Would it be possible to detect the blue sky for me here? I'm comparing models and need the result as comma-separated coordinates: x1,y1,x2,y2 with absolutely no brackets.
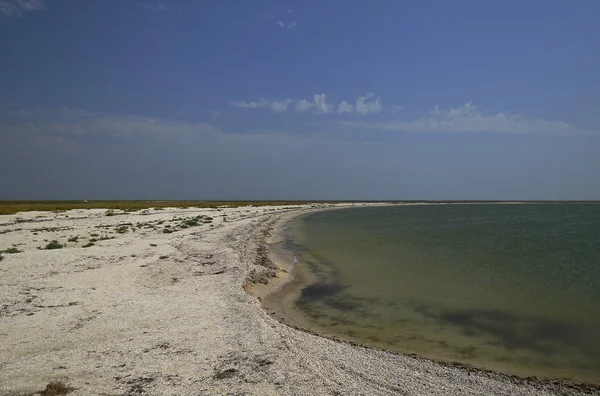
1,0,599,200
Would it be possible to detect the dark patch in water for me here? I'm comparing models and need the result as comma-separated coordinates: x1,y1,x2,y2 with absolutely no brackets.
457,346,478,358
413,303,599,360
300,283,346,301
328,316,356,326
323,298,356,312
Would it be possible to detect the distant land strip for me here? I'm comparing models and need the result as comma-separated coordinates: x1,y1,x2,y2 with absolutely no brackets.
0,200,598,215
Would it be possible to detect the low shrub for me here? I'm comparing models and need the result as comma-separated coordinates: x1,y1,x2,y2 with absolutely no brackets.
2,247,22,254
44,240,64,250
41,380,74,395
115,225,129,234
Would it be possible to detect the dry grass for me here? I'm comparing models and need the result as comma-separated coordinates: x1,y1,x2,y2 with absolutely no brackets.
0,200,320,215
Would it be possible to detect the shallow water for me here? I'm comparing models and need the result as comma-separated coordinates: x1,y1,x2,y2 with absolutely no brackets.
273,204,600,384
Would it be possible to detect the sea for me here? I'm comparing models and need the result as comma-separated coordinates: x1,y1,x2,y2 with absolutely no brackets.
266,204,600,384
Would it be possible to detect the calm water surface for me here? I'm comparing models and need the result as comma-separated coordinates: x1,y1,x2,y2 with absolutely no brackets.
274,204,600,383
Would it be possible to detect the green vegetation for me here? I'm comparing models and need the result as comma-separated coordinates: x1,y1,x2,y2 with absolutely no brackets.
115,225,129,234
2,247,22,254
68,235,79,242
0,200,321,216
82,242,95,248
44,240,64,250
31,226,72,233
182,216,201,227
40,380,74,395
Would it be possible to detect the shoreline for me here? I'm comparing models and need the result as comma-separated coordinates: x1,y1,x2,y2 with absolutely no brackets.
1,203,598,395
257,205,600,392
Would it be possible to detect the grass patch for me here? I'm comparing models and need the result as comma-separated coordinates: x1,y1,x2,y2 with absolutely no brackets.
0,253,3,262
163,229,173,234
39,380,75,395
182,218,200,227
31,226,72,233
0,200,319,216
67,235,79,242
44,240,64,250
82,242,95,248
2,247,22,254
115,225,129,234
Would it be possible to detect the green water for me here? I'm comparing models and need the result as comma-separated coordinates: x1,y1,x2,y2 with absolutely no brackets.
280,204,600,383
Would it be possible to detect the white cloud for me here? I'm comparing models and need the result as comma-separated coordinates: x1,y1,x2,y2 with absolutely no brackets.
268,99,292,113
295,99,312,112
147,3,167,11
230,100,260,109
1,108,339,158
2,108,220,145
0,0,45,16
295,93,331,114
230,92,386,116
392,105,403,114
337,102,581,135
231,93,385,116
314,94,329,113
337,101,353,114
355,93,382,115
229,98,292,113
277,20,297,29
138,2,183,12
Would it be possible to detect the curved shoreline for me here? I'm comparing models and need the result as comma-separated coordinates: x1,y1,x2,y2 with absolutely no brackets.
1,203,598,395
257,205,600,393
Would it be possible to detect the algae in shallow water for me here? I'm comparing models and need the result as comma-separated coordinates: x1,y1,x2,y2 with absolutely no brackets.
280,204,600,384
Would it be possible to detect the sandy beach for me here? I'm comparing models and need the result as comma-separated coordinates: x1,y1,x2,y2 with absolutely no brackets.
0,204,597,395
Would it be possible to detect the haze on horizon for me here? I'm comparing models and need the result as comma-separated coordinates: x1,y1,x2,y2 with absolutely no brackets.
1,0,598,201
